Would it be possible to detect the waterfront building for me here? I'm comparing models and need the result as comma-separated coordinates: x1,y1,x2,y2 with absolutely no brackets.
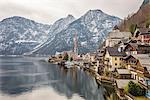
104,47,126,70
116,69,132,79
123,54,150,93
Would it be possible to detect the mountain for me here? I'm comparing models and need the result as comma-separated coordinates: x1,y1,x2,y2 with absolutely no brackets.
48,15,75,37
0,16,51,55
26,15,76,55
29,10,121,55
119,0,150,31
141,0,150,7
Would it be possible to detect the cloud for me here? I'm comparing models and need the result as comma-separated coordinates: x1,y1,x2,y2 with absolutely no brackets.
0,0,143,24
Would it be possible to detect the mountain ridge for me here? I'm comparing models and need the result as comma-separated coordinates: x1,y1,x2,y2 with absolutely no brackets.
119,0,150,31
0,9,121,55
141,0,150,7
0,16,51,55
29,9,121,55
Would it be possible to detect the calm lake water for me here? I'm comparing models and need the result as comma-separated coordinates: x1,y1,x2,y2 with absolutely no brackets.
0,56,115,100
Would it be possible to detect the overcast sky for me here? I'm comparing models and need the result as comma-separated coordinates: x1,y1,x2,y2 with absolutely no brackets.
0,0,143,24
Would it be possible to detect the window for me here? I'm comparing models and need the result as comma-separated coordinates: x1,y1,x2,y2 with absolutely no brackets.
115,58,117,60
120,58,122,60
115,63,117,66
131,60,136,64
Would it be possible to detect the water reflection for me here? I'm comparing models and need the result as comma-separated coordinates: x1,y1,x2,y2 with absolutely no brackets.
0,87,84,100
0,57,106,100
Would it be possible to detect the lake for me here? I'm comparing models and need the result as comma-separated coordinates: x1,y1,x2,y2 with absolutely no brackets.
0,56,116,100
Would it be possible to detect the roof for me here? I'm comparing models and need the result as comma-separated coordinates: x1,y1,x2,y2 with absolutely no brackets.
124,43,150,51
90,52,97,56
123,55,135,60
145,66,150,74
138,44,150,47
132,54,150,66
116,79,138,89
106,47,126,57
138,27,150,33
108,31,131,39
124,43,138,51
140,32,150,35
117,69,131,75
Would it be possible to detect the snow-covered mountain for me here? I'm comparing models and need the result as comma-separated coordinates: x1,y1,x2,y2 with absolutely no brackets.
26,15,76,55
0,16,51,55
0,10,121,55
48,14,75,37
30,10,121,55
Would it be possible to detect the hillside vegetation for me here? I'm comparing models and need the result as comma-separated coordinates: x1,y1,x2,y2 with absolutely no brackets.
119,3,150,31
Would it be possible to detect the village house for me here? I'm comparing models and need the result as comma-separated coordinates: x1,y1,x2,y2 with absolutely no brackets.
132,54,150,85
104,47,127,70
96,48,105,63
82,52,97,62
119,41,150,54
138,32,150,44
82,52,100,72
116,69,132,79
123,43,138,55
82,53,91,62
138,44,150,54
123,55,138,70
90,52,102,72
123,54,150,89
89,52,97,62
134,27,150,44
105,29,131,47
123,54,150,81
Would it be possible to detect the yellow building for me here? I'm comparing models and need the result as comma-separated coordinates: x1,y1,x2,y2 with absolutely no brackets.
104,47,126,70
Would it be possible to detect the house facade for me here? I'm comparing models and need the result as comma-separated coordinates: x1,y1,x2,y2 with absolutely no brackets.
104,47,126,70
116,69,132,79
105,29,131,47
124,43,138,55
138,32,150,44
123,54,150,89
